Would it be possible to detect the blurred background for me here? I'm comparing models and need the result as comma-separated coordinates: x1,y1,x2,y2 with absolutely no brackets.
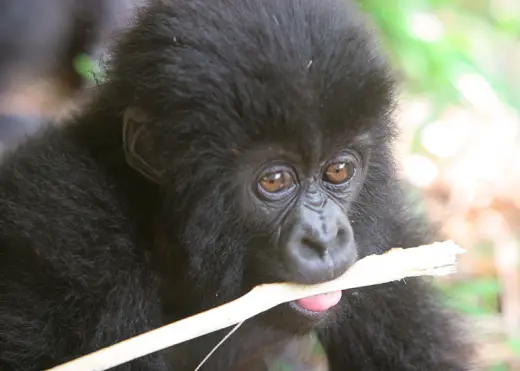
0,0,519,370
362,0,520,370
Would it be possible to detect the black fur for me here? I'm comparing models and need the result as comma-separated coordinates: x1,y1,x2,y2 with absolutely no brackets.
0,0,474,370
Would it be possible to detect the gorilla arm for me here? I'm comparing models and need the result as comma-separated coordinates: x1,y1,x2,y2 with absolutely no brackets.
0,129,170,371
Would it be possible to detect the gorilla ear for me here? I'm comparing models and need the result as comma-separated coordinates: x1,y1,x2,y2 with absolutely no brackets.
122,106,164,183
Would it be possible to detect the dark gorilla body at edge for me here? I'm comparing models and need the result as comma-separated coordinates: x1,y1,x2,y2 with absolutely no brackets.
0,0,474,370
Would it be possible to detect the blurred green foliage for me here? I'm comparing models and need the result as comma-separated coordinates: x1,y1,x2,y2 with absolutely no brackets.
360,0,520,113
73,54,96,82
361,1,520,369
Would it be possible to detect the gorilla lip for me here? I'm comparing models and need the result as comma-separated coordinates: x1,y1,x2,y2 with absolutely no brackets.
294,290,342,312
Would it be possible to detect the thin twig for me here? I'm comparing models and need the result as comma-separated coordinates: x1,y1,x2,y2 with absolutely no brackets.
194,321,244,371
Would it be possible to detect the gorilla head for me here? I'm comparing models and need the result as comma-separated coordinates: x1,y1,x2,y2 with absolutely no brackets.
114,0,396,329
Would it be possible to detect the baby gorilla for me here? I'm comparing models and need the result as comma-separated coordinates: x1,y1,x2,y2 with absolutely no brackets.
0,0,473,370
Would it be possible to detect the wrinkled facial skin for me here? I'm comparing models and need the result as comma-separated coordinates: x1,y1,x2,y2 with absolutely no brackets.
240,145,369,287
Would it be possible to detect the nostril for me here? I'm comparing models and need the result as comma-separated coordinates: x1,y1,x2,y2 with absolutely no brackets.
336,228,347,244
297,222,348,257
301,236,327,255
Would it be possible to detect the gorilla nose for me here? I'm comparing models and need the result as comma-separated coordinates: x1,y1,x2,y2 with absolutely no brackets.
284,222,356,285
300,223,345,255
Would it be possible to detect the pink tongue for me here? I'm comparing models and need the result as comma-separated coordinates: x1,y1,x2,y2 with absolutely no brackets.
296,291,342,312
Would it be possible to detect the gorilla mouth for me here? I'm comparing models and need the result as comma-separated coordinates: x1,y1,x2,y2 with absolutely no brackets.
292,290,343,313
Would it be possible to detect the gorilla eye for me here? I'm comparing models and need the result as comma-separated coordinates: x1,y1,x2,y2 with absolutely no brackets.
258,170,296,194
323,160,354,184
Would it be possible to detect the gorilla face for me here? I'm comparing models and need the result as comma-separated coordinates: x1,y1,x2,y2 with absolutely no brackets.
243,147,365,285
233,141,371,320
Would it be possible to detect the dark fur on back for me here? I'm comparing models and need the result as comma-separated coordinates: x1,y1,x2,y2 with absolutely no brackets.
0,0,473,370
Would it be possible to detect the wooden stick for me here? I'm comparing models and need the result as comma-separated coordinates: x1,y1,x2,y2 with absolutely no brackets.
47,240,465,371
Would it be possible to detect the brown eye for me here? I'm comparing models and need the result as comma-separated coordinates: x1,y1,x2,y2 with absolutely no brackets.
323,161,353,184
259,170,295,194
